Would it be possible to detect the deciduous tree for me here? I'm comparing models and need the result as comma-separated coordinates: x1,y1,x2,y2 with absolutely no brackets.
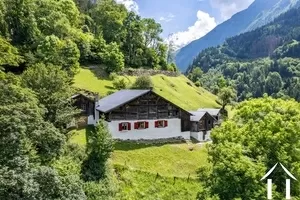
0,37,23,70
217,87,237,110
131,75,153,89
198,97,300,199
21,63,78,129
81,118,114,181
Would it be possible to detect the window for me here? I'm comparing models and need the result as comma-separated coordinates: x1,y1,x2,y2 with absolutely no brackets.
155,120,168,128
157,120,164,128
118,122,131,131
134,121,149,129
81,103,87,111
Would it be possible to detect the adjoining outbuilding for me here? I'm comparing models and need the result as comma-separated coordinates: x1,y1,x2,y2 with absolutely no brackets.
189,111,215,141
197,108,222,125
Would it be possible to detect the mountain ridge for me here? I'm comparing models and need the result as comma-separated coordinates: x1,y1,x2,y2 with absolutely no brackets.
175,0,300,72
187,5,300,101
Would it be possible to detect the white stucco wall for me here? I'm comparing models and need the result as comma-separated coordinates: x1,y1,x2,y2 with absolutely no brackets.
107,119,183,140
191,131,207,141
191,131,211,142
205,131,211,141
88,115,96,125
88,103,100,125
181,131,191,140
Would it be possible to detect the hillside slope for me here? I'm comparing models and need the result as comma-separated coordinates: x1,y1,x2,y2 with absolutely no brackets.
175,0,300,71
69,128,207,199
73,67,219,110
188,6,300,101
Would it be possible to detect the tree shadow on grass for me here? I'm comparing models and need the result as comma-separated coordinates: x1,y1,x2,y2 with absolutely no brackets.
82,65,110,80
105,85,115,90
84,125,96,145
190,137,200,144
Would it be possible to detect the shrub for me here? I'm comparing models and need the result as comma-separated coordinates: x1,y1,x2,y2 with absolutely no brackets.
106,91,115,96
112,78,127,90
109,72,117,81
83,175,118,200
195,81,201,87
81,118,114,181
127,68,135,75
131,76,153,89
102,42,124,73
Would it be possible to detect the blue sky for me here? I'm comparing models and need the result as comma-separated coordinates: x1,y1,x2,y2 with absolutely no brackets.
116,0,254,48
136,0,217,37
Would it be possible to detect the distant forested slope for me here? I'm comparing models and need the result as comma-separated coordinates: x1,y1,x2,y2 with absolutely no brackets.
187,6,300,101
175,0,300,72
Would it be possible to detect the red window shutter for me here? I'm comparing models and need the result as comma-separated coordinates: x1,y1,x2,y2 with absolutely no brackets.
164,120,168,127
145,121,149,128
128,123,131,130
119,123,122,131
134,122,138,129
155,121,158,128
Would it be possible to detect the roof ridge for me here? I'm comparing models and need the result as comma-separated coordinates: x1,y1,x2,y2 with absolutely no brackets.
96,89,151,113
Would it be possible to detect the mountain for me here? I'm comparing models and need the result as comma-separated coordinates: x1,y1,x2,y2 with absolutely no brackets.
175,0,300,72
187,5,300,101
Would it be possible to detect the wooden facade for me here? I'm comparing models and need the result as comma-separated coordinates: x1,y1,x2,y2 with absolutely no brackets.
191,113,215,132
101,91,191,132
73,94,95,116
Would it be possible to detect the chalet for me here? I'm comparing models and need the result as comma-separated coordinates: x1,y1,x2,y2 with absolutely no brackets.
72,89,221,142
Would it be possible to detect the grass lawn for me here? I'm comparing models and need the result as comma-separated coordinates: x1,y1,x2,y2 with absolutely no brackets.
69,127,209,178
73,67,219,110
113,141,208,178
115,167,203,200
67,127,207,200
151,75,219,110
68,128,87,146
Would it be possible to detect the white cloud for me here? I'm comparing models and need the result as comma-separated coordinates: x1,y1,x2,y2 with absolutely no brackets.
167,10,217,49
159,13,175,22
115,0,139,13
209,0,254,20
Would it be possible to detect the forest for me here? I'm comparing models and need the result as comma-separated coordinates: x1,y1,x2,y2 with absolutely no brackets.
3,0,300,199
0,0,176,199
0,0,177,74
187,6,300,101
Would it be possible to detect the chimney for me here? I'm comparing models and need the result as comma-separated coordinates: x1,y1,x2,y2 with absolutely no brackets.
95,93,100,102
